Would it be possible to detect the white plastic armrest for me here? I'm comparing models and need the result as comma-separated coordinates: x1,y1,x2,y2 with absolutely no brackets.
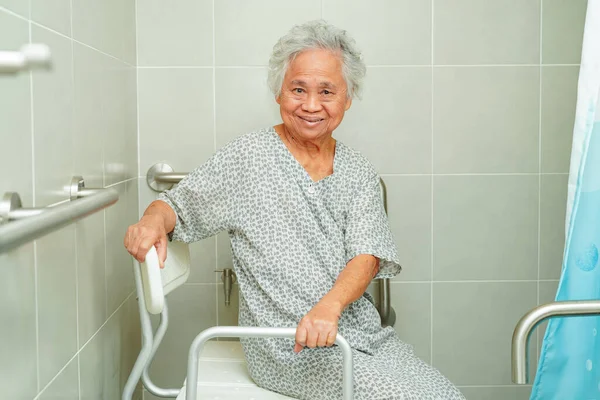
140,246,164,314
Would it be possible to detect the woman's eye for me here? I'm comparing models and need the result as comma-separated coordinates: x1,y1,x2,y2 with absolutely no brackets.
293,88,304,94
322,90,331,95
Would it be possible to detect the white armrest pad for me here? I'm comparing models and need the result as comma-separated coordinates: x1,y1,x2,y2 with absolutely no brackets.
140,246,164,314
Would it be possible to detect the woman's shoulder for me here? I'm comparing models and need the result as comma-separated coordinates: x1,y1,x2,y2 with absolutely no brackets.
335,139,379,181
213,127,275,159
219,127,272,149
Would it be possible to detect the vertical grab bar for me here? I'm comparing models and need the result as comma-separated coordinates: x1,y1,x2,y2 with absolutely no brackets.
377,178,396,327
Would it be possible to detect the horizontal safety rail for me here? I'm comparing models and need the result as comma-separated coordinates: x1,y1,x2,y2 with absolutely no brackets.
0,176,118,253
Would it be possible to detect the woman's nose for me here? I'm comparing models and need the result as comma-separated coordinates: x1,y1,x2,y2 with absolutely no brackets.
302,93,322,112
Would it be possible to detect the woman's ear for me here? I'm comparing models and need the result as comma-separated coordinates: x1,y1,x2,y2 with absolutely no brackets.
345,96,352,111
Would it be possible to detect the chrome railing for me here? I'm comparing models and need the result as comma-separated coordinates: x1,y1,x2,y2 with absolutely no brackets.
0,176,118,253
511,299,600,384
146,163,397,327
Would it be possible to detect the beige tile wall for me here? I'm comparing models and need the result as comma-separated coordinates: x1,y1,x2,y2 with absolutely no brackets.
0,1,140,398
135,1,587,399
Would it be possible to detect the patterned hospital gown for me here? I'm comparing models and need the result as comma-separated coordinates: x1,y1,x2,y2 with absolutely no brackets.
159,127,465,400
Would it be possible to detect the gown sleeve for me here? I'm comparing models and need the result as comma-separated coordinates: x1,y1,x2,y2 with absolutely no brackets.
344,169,402,279
158,147,237,243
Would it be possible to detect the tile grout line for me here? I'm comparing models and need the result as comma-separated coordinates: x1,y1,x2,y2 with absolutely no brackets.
33,292,134,399
379,172,569,177
456,384,534,388
134,0,143,366
101,0,115,356
536,0,544,366
135,0,141,215
133,173,569,178
26,18,134,68
430,0,435,368
103,208,108,353
106,177,138,188
138,65,213,69
184,282,220,286
213,0,219,330
212,0,217,155
392,279,559,284
28,13,41,394
0,5,28,20
101,0,108,344
138,173,570,179
68,0,82,397
33,351,79,400
133,64,581,69
76,352,81,400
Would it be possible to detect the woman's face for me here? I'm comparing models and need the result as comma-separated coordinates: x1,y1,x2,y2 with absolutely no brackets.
276,48,352,142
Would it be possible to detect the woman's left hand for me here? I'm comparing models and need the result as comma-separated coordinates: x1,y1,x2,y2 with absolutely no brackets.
294,300,342,353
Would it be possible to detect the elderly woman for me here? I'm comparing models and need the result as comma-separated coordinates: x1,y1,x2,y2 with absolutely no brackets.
125,20,464,400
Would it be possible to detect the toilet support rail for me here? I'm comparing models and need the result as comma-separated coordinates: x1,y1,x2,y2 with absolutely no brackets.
123,244,354,400
185,327,353,400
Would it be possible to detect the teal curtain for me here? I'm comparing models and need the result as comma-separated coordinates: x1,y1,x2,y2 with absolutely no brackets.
531,2,600,399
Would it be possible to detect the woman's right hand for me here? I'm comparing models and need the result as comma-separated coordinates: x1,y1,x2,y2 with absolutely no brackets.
124,214,168,268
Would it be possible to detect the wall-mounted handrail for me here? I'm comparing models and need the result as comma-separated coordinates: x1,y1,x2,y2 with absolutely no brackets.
146,163,186,192
0,43,51,74
146,162,397,327
376,177,396,328
511,299,600,384
0,176,118,253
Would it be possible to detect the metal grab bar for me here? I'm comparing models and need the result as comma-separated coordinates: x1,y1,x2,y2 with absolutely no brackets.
146,163,187,192
376,178,396,328
146,163,397,327
0,176,118,253
0,43,51,74
186,326,354,400
511,300,600,384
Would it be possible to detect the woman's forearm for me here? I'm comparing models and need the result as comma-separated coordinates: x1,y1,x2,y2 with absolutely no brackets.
125,200,177,268
145,200,177,234
319,254,380,315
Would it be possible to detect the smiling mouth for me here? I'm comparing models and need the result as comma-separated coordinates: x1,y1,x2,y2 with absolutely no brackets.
298,116,324,123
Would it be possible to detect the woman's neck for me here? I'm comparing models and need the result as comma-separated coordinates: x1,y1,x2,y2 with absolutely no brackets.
275,124,336,160
274,124,336,181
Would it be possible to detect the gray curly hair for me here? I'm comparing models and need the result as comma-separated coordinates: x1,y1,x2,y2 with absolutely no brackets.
267,20,366,99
